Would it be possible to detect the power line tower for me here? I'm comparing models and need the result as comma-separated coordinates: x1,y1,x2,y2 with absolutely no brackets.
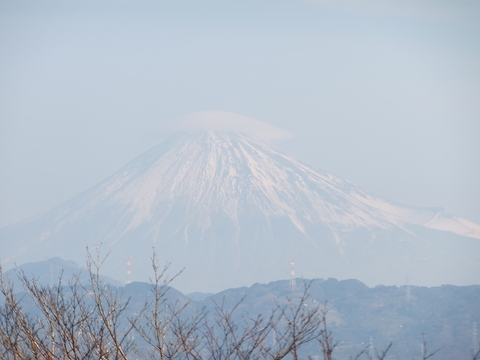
126,256,132,284
289,257,296,291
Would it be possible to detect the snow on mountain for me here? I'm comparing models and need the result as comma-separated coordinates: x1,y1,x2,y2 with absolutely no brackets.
1,130,479,293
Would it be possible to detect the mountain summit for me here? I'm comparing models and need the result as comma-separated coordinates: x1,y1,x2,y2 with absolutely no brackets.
2,125,480,292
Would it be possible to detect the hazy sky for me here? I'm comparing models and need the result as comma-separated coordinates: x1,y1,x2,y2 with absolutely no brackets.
1,0,479,228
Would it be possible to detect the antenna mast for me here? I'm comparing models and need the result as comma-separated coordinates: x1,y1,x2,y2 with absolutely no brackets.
290,257,296,291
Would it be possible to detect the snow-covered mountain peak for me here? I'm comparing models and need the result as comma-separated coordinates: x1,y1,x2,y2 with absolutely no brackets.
1,128,480,292
59,130,480,242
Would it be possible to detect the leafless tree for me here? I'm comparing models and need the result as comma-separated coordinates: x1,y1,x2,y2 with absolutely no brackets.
1,258,331,360
263,282,324,360
316,302,338,360
132,257,326,360
199,297,270,360
0,248,142,360
83,248,141,359
0,267,34,360
418,334,443,360
0,252,445,360
131,251,205,360
308,302,368,360
367,342,392,360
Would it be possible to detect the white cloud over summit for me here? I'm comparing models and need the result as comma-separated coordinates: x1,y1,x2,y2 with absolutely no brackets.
170,111,293,141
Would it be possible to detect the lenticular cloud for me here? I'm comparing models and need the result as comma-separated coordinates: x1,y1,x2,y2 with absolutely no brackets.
170,111,293,141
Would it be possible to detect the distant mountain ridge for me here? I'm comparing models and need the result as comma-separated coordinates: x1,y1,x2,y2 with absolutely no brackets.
1,130,480,292
194,278,480,360
3,259,478,360
2,257,121,290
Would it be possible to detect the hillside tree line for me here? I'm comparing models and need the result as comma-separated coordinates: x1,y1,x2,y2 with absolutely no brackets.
1,251,478,360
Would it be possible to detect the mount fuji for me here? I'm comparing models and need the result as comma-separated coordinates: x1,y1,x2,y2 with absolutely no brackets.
1,114,480,292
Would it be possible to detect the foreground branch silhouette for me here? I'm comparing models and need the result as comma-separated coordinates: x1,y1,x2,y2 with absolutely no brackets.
1,249,453,360
0,250,330,360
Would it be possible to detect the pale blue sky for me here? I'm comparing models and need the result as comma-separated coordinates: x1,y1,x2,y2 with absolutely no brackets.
1,0,479,227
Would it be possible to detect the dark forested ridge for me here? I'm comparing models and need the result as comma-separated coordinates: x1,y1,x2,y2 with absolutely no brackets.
196,278,480,359
2,258,479,359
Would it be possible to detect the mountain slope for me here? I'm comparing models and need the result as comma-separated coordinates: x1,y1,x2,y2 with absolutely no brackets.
1,131,479,292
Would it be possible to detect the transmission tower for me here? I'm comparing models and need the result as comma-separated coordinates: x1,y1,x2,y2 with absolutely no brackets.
126,256,132,284
290,258,296,291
